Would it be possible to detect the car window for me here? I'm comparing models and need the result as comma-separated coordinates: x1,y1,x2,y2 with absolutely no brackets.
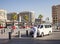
45,25,51,28
40,25,43,28
49,25,52,27
38,25,43,28
38,25,40,28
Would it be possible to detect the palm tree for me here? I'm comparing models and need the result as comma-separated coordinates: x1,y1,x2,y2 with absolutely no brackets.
11,13,17,25
12,13,17,20
24,15,29,22
38,14,43,24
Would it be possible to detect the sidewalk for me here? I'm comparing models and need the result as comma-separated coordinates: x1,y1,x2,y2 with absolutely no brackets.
0,33,8,39
52,29,60,32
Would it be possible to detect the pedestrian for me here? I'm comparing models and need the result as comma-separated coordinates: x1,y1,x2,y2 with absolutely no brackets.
32,25,37,38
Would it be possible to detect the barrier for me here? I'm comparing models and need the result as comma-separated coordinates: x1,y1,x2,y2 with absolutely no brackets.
9,32,11,40
26,30,28,36
18,31,21,38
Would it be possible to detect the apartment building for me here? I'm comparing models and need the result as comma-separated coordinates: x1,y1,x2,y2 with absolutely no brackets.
18,11,35,25
0,9,7,26
7,12,18,22
52,5,60,26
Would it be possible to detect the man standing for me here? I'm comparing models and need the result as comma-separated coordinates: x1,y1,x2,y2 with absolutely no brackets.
32,25,37,38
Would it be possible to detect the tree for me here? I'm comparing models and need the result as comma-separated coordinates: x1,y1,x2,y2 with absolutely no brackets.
11,13,17,25
11,13,17,20
38,14,43,24
38,14,43,19
24,15,29,22
0,21,2,26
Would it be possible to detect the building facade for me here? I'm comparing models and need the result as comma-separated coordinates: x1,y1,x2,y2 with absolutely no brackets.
18,11,35,25
35,19,41,25
0,9,7,26
7,12,18,22
52,5,60,27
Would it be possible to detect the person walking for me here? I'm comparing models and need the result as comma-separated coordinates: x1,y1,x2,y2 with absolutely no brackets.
32,25,37,38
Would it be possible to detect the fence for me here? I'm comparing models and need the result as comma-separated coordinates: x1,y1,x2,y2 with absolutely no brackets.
0,28,30,40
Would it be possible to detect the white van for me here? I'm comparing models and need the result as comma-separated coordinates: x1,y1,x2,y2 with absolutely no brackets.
30,24,52,37
37,24,52,37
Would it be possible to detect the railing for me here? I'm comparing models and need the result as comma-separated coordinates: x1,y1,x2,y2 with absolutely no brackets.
0,28,30,40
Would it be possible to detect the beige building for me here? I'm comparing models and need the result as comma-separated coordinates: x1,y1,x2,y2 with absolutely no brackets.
52,5,60,26
7,12,18,21
18,11,35,25
0,9,7,26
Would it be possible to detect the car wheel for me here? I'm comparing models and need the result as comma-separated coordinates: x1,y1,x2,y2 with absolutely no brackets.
48,31,51,35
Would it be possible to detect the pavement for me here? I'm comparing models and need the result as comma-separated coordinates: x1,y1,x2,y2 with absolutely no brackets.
0,28,60,44
0,33,8,39
0,28,30,39
0,28,60,39
0,38,60,44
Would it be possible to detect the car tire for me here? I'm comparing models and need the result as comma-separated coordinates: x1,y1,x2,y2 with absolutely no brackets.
48,31,51,35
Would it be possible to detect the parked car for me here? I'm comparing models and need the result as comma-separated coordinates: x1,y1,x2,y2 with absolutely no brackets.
30,24,52,37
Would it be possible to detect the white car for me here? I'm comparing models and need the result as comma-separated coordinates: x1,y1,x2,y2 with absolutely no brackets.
30,24,52,37
37,24,52,37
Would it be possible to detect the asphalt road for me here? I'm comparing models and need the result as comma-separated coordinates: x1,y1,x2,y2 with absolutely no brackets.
0,30,60,44
36,31,60,40
0,38,60,44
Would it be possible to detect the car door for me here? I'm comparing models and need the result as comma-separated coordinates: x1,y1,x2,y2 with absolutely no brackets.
44,25,49,35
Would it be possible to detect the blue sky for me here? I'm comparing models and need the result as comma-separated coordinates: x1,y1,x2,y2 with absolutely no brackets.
0,0,60,22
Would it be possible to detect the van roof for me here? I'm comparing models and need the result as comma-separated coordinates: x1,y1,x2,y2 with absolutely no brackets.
39,23,51,25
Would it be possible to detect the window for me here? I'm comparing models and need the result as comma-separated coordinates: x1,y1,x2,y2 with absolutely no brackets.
45,25,48,28
40,25,43,28
45,25,51,28
38,25,43,28
38,25,40,28
49,25,52,27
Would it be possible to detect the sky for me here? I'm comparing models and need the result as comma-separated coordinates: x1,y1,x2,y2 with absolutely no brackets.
0,0,60,22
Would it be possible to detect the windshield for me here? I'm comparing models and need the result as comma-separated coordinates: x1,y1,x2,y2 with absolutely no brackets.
40,25,43,28
38,25,43,28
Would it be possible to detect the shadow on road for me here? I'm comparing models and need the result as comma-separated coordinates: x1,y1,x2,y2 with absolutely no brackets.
0,38,60,44
0,30,60,44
